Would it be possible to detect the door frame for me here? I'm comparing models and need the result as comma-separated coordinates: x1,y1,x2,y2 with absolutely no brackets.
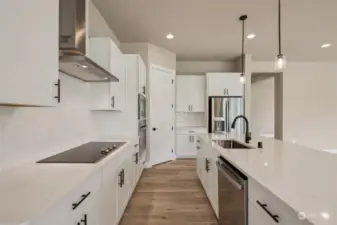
146,64,176,167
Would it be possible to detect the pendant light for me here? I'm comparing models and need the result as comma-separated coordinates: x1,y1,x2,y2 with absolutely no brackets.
275,0,286,70
239,15,247,84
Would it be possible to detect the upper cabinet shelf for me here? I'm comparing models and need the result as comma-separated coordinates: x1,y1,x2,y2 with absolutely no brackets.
207,73,244,97
0,0,59,107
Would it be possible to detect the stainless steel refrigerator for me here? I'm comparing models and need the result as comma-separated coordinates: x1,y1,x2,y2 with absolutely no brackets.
208,96,244,135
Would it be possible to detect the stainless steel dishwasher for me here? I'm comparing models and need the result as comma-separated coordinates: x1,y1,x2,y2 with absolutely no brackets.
216,156,248,225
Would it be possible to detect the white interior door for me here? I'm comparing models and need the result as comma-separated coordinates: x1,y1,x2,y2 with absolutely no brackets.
149,65,175,166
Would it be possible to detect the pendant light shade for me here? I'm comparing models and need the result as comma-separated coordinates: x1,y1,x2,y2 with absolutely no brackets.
275,0,287,70
239,15,247,84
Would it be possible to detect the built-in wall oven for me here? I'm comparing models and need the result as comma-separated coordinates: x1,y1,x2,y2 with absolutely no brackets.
138,94,146,121
217,156,248,225
138,94,147,156
139,119,147,156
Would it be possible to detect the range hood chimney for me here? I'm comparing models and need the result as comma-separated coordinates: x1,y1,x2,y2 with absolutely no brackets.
59,0,119,82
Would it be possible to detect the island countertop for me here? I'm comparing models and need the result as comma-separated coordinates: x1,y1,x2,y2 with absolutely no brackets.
199,133,337,225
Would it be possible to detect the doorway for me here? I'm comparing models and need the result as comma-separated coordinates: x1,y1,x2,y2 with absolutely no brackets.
251,72,283,140
148,65,176,166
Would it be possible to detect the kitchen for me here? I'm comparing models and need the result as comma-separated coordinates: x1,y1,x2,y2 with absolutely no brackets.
0,0,337,225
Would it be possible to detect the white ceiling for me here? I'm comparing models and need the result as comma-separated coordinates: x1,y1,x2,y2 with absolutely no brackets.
94,0,337,61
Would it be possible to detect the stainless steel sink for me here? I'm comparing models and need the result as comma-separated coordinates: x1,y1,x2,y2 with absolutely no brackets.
213,140,253,149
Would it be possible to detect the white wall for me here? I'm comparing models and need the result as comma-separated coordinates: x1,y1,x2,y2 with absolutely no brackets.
121,43,176,70
88,0,120,48
0,74,96,170
176,61,237,75
120,43,149,65
251,77,275,137
148,44,176,70
252,61,337,150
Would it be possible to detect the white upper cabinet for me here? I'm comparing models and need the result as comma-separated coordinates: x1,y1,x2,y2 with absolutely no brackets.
0,0,59,107
89,37,123,80
89,38,127,111
176,75,205,112
207,73,243,96
191,76,206,112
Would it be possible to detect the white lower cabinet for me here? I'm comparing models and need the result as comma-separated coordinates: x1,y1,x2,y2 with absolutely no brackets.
32,170,101,225
176,134,197,158
100,142,143,225
196,137,219,218
249,202,274,225
34,142,144,225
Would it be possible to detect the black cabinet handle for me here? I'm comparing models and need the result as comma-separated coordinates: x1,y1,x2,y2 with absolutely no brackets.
134,152,139,164
118,170,123,187
111,96,115,108
54,79,61,103
142,86,146,95
81,214,87,225
121,169,125,186
256,200,279,223
72,192,91,210
205,158,210,172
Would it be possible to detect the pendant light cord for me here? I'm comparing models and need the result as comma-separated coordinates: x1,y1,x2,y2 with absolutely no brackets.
242,18,245,75
278,0,282,55
239,15,247,75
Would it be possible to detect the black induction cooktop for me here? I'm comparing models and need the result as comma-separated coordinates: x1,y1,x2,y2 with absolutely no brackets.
37,142,126,164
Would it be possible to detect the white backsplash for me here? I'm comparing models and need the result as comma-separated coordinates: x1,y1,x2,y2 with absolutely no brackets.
0,73,105,171
176,112,205,127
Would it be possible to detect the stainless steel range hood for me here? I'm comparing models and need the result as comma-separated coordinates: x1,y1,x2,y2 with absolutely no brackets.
59,0,118,82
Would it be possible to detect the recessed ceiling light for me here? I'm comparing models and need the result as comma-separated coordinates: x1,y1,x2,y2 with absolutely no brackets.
321,43,331,48
247,34,256,39
81,64,88,68
166,33,174,40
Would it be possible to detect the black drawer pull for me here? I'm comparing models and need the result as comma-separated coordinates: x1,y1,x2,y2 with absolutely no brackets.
256,200,279,223
72,192,91,210
121,169,125,186
118,170,123,187
81,214,87,225
205,158,210,172
54,79,61,103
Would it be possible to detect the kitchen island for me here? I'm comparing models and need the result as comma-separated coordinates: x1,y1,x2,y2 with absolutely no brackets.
198,133,336,225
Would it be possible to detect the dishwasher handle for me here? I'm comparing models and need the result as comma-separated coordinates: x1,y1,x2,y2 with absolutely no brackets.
216,161,243,190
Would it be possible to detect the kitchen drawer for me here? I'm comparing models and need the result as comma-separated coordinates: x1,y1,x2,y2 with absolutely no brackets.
33,170,101,225
249,178,312,225
176,127,207,135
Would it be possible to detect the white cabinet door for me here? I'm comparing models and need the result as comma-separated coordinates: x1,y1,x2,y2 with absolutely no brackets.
88,83,112,110
110,63,127,111
176,135,196,158
196,142,204,181
207,73,243,96
100,160,119,225
249,202,272,225
190,76,205,112
208,156,219,218
90,37,123,80
0,0,59,106
89,38,126,111
176,76,192,112
138,58,147,96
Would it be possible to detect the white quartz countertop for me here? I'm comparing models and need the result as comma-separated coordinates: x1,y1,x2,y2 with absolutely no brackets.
200,133,336,225
0,138,131,225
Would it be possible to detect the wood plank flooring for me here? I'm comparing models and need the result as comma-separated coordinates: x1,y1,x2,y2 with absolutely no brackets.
119,159,218,225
